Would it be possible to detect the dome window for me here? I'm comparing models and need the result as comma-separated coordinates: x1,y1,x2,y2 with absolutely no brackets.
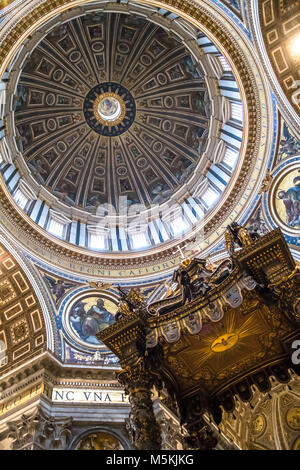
201,187,219,208
48,219,64,238
47,210,71,239
231,102,243,122
0,339,7,367
219,55,231,71
130,231,150,249
170,216,189,236
89,233,107,250
13,188,28,210
223,147,238,170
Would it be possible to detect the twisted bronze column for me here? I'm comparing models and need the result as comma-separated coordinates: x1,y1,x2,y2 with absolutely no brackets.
118,360,162,450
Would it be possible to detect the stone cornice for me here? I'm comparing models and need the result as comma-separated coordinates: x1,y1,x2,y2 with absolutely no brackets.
0,351,120,395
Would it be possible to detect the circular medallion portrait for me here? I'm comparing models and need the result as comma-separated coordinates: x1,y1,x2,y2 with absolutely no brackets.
76,432,123,450
83,82,136,136
286,407,300,430
64,292,118,348
270,162,300,235
252,414,266,436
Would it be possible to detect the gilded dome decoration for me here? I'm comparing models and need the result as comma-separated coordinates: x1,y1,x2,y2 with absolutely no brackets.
84,83,135,135
0,0,273,281
13,13,210,212
1,0,299,454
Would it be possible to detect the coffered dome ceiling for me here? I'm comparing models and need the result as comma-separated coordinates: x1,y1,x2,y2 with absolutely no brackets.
14,13,210,212
0,0,273,280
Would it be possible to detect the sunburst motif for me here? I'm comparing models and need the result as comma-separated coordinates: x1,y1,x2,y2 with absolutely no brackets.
179,310,264,374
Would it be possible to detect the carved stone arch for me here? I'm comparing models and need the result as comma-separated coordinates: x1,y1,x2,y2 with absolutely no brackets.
69,426,131,450
0,232,57,353
0,236,54,374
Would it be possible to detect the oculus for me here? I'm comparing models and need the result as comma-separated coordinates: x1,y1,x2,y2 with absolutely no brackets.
97,95,122,122
83,82,136,136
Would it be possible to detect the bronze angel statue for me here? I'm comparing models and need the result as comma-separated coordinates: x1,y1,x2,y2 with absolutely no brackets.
225,222,259,256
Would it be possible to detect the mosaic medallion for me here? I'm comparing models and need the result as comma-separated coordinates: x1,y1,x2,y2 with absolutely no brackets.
286,407,300,430
252,414,266,435
64,292,118,348
274,168,300,230
83,82,136,136
269,161,300,236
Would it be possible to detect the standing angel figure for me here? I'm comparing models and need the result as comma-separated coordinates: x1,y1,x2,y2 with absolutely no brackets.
225,222,254,256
